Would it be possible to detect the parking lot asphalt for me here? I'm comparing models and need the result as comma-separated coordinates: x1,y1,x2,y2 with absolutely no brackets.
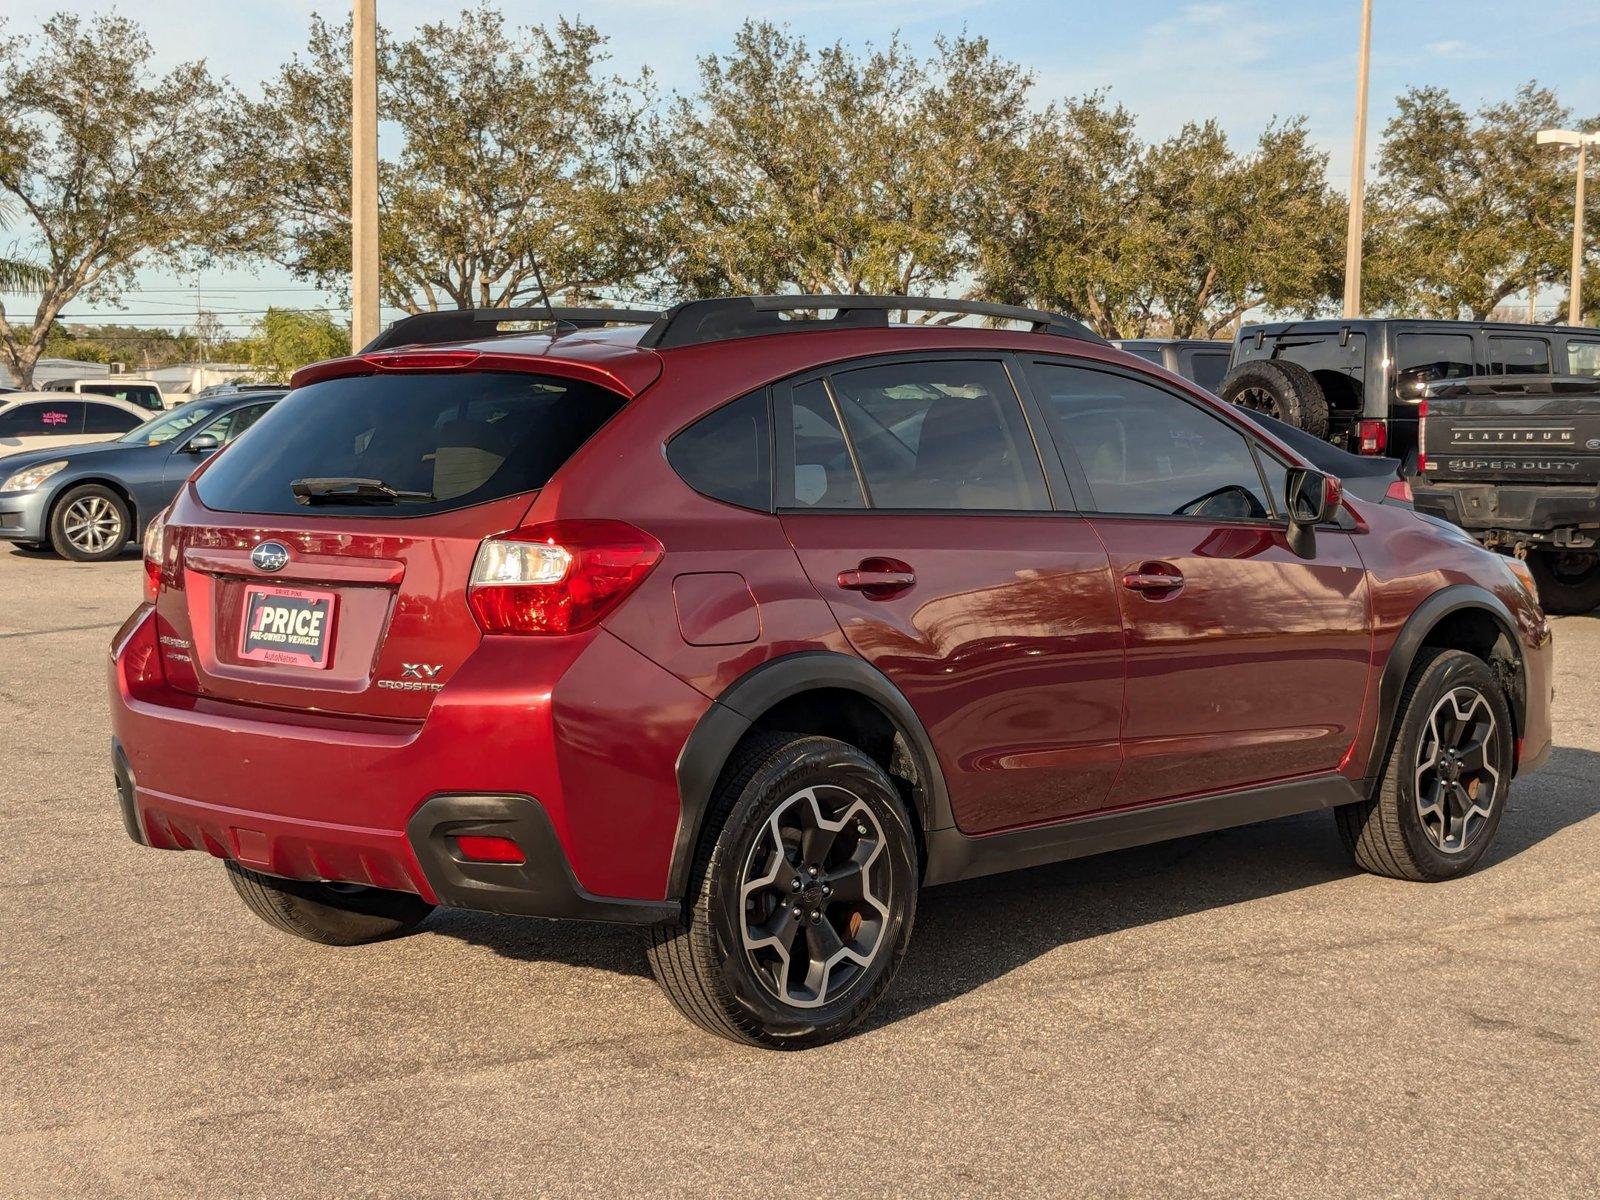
1,543,1596,1198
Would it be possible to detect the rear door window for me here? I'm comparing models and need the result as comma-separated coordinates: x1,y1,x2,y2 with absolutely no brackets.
826,359,1050,511
1395,333,1475,401
0,401,85,436
195,372,626,517
1029,362,1272,520
1488,336,1551,375
782,381,865,508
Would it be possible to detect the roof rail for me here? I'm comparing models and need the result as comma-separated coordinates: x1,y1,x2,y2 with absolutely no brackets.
361,305,661,353
636,294,1108,350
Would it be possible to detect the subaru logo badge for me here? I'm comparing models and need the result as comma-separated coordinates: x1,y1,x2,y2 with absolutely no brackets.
250,541,290,572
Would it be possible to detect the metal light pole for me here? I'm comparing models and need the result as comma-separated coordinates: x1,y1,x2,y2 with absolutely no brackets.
351,0,380,352
1536,129,1598,326
1342,0,1374,319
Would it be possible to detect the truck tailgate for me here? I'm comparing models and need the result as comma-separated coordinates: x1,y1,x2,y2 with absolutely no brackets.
1423,381,1600,486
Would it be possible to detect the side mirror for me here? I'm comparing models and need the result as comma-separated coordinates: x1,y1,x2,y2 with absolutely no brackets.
1285,467,1341,526
185,432,221,454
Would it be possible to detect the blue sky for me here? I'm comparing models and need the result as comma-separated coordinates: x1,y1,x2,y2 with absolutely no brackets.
5,0,1599,333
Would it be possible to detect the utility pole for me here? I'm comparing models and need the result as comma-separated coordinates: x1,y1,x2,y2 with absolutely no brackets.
1342,0,1373,319
351,0,380,352
1537,129,1598,326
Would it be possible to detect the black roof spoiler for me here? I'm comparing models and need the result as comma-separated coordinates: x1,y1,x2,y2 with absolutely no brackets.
1425,374,1600,399
361,306,661,353
636,294,1108,350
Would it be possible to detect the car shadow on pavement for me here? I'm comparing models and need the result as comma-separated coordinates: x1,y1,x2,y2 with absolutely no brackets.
424,743,1600,1021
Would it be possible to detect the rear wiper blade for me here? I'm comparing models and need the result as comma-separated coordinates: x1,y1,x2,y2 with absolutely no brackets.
290,476,434,505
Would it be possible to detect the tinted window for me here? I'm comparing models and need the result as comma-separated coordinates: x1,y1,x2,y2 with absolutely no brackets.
1565,340,1600,378
1029,363,1271,519
668,390,770,510
196,372,625,517
1488,336,1551,376
197,402,275,447
1395,333,1475,400
118,402,224,446
0,401,84,436
1184,351,1230,393
85,384,161,410
786,381,864,508
1122,346,1163,365
827,360,1049,510
84,403,143,434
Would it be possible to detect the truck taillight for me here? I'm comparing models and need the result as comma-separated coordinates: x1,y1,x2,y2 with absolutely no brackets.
141,509,167,602
1417,399,1430,472
1356,418,1387,455
467,520,662,636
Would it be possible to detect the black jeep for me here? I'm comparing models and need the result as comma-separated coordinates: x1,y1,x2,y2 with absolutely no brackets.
1219,318,1600,467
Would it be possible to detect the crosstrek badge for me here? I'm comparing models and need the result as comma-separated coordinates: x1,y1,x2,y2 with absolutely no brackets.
239,584,337,668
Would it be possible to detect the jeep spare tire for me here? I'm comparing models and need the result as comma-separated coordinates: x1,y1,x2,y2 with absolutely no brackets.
1219,359,1330,440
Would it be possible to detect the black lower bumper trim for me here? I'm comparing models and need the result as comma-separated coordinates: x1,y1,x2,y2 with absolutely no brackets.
406,793,678,925
112,740,146,846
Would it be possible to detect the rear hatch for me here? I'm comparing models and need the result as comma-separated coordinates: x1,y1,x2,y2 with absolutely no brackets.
155,367,627,720
1422,376,1600,486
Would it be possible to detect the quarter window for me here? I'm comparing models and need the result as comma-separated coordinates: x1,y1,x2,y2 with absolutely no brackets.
1488,336,1551,376
1029,363,1272,520
826,360,1050,510
667,390,771,511
1395,333,1475,400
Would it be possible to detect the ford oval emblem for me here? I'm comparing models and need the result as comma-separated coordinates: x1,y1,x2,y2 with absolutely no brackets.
250,541,290,572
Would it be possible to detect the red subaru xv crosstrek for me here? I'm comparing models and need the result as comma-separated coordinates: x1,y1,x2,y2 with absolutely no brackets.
110,295,1554,1048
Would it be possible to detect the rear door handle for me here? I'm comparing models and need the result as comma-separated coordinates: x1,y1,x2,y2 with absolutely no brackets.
837,557,916,598
1120,562,1184,596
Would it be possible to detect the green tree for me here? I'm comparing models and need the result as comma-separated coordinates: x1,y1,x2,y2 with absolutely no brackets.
978,104,1342,338
245,308,350,380
245,6,658,313
0,13,259,387
655,22,1032,296
1366,83,1596,319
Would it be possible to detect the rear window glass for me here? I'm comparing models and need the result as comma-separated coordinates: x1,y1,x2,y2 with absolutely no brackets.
667,390,770,510
196,371,625,517
1488,336,1551,376
1569,341,1600,377
1396,333,1475,400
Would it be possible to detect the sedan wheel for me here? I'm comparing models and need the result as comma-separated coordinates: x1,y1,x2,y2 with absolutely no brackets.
49,484,131,562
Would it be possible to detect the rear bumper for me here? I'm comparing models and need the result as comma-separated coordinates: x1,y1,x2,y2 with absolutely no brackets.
1414,480,1600,543
108,605,707,923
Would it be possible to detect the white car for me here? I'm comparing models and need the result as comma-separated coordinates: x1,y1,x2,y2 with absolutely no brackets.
0,393,151,457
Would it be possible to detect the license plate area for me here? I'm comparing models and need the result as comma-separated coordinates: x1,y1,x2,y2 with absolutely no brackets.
239,584,338,668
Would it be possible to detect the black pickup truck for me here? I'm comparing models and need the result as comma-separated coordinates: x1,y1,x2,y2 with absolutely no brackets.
1413,375,1600,613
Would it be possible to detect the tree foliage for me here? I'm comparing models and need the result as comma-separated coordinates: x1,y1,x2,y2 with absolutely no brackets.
0,14,255,387
976,101,1343,338
246,5,658,313
246,308,350,380
1366,83,1597,319
653,22,1032,296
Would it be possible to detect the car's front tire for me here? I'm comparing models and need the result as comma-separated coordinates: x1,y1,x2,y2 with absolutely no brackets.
225,861,435,945
1335,648,1514,882
49,483,131,562
647,733,919,1049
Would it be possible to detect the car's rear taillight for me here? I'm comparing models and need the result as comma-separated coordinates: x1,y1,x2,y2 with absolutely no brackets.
1356,418,1387,455
141,509,167,602
1384,477,1413,504
1417,399,1430,472
467,519,663,636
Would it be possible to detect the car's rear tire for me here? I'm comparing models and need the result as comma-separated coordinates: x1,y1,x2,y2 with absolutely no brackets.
225,861,435,945
1525,549,1600,615
646,733,919,1049
1219,359,1331,439
1335,648,1513,882
49,483,131,562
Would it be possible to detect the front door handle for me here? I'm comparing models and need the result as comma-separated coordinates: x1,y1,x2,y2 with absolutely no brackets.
1120,561,1184,596
837,557,916,598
